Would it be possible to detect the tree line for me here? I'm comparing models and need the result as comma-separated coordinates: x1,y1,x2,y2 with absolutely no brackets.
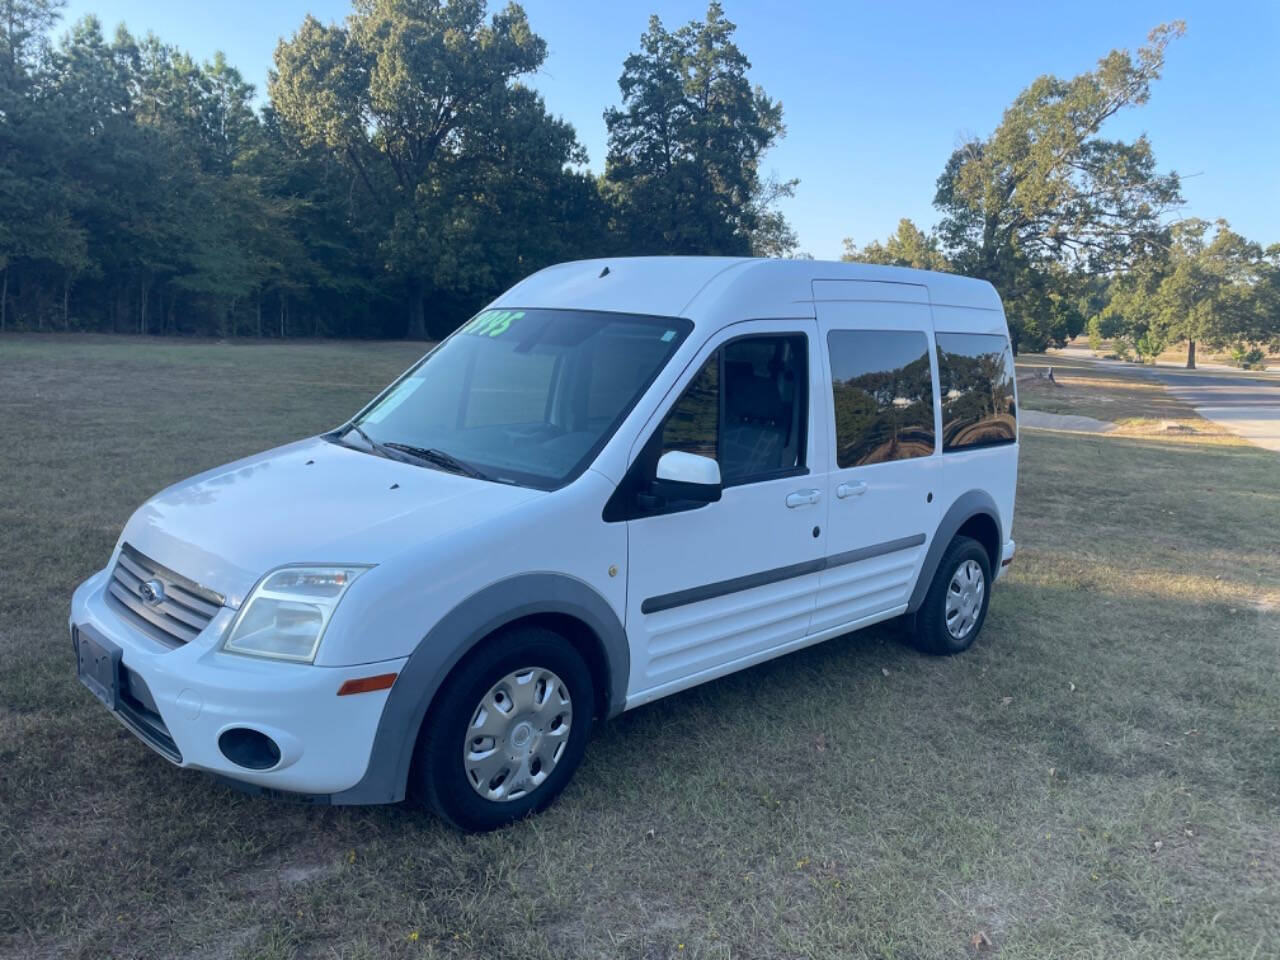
0,0,793,339
842,22,1279,365
3,4,1277,359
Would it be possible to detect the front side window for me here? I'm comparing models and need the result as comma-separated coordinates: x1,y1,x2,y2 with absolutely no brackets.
827,330,935,467
352,308,691,489
660,354,719,462
659,334,808,486
936,332,1017,451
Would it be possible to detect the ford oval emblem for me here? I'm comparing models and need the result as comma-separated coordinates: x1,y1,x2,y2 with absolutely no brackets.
139,579,165,606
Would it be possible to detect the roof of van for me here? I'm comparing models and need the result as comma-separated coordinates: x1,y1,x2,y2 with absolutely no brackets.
491,257,1004,325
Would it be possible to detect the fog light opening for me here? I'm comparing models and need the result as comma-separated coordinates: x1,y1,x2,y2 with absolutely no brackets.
218,728,282,771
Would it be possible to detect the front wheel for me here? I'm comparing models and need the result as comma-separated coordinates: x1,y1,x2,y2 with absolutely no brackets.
910,536,992,655
410,626,594,831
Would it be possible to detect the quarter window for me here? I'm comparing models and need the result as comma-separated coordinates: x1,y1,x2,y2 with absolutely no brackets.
827,330,936,467
935,332,1017,451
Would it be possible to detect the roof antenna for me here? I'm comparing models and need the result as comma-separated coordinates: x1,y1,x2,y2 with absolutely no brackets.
598,266,610,278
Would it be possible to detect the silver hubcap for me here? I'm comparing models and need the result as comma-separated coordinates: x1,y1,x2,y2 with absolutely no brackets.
945,559,985,639
463,667,572,802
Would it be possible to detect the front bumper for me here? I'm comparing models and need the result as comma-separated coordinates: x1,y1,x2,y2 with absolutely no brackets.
996,539,1016,580
70,566,407,797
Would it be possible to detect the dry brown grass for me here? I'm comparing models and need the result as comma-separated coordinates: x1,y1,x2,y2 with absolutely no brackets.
2,334,1277,960
1016,355,1247,445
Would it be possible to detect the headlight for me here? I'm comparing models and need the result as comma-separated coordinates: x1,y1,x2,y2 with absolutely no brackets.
222,565,370,663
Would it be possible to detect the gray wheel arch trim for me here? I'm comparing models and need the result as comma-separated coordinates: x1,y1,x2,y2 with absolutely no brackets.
907,490,1003,614
330,573,628,805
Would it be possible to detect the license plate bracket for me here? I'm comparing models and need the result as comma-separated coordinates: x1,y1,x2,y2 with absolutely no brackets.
76,629,122,711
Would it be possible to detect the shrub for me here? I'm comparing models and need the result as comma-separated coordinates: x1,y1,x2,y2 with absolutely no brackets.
1128,331,1166,365
1230,345,1267,371
1087,315,1104,354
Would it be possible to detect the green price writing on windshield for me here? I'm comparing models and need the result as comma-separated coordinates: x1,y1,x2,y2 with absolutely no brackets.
461,310,524,337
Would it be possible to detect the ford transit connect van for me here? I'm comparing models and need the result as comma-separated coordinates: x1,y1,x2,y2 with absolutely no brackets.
70,257,1018,830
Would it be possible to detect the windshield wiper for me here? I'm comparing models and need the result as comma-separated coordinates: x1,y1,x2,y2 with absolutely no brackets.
336,425,491,480
385,443,491,481
338,423,423,467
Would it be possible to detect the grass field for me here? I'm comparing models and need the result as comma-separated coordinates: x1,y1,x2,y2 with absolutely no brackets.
1,335,1278,960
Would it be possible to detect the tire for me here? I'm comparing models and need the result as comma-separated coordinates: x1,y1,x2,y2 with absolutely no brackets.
410,625,594,831
910,535,992,655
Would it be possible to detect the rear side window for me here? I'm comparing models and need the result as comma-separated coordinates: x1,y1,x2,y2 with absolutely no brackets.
936,332,1017,451
827,330,935,467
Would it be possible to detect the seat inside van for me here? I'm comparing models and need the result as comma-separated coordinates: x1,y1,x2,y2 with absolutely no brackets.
720,337,805,483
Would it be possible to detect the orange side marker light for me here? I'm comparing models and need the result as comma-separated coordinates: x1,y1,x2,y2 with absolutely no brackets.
337,672,398,696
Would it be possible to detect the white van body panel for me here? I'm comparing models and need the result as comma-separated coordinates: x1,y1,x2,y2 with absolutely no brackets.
930,302,1020,543
811,293,939,633
117,436,540,608
70,256,1018,802
318,468,627,667
621,317,829,699
494,256,752,320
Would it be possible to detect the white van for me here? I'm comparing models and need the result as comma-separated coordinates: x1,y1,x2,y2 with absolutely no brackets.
71,257,1018,830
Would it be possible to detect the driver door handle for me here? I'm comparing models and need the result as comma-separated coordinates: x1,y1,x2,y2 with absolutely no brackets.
785,488,822,508
836,480,868,499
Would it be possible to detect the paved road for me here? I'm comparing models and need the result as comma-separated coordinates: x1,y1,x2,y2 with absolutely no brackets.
1146,368,1280,453
1048,349,1280,453
1019,410,1116,433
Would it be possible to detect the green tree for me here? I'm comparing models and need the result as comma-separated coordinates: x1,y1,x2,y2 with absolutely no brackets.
842,218,951,271
604,2,794,257
0,0,87,329
1258,245,1280,355
270,0,582,338
243,106,380,338
1107,219,1274,368
746,173,799,257
0,0,60,86
933,23,1185,352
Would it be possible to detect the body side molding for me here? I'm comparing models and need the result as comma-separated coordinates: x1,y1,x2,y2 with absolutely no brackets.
905,490,1002,614
641,533,927,615
331,573,628,805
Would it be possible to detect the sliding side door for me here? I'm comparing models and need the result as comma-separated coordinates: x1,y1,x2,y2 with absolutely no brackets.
810,281,942,634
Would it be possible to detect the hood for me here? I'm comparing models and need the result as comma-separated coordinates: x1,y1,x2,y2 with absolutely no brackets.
119,437,542,606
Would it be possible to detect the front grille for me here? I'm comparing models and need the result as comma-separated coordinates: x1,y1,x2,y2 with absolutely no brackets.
106,544,224,647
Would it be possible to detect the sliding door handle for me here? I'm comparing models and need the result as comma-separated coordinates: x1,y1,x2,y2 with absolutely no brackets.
836,480,868,499
785,489,822,508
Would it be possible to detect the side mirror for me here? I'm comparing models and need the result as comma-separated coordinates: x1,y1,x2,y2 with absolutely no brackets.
651,450,722,504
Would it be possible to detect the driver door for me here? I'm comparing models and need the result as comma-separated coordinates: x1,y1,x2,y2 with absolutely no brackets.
618,319,829,707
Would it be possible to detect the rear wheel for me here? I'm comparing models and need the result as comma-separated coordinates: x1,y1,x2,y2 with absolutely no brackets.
410,626,594,831
910,536,991,655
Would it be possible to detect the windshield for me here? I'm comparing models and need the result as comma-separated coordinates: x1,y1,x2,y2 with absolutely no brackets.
349,308,692,489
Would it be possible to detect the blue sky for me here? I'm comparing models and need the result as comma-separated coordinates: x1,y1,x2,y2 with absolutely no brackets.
59,0,1280,259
